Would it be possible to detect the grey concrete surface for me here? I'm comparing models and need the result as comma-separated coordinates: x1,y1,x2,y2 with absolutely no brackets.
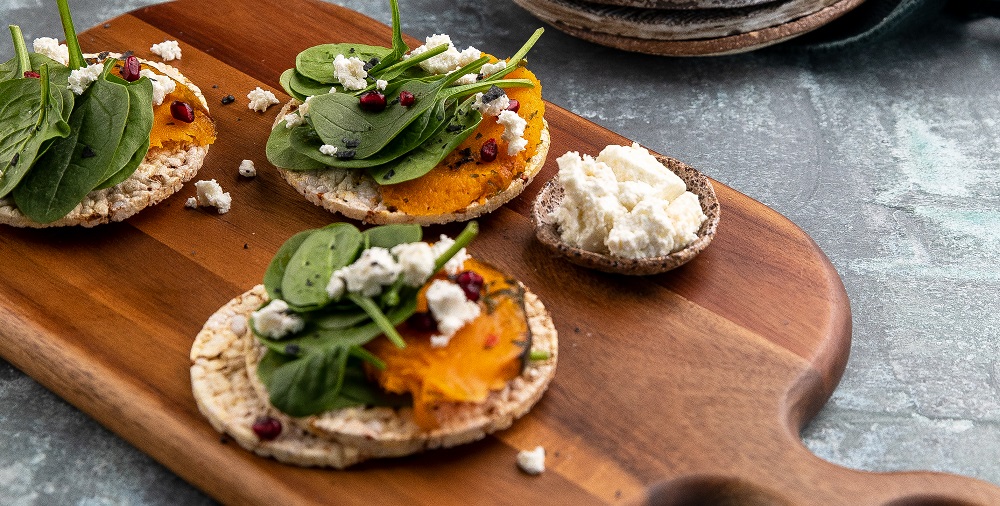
2,0,1000,504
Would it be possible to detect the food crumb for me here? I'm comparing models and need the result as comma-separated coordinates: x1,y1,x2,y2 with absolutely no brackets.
188,179,232,214
185,197,197,208
516,446,545,475
247,87,279,112
221,94,235,105
239,159,257,178
150,39,182,61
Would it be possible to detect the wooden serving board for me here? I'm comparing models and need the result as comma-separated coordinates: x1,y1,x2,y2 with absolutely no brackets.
1,0,998,504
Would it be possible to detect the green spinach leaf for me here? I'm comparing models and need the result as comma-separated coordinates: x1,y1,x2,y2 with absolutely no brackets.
295,44,391,84
264,229,315,301
280,223,363,310
95,73,153,188
266,118,326,171
362,223,422,249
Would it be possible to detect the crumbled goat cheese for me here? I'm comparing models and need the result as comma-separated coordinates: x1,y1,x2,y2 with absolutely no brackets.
406,33,481,75
251,299,305,339
283,113,304,128
333,54,368,91
247,87,279,112
238,159,256,178
328,247,401,298
193,179,232,214
138,69,176,106
551,143,706,259
185,197,197,208
150,40,182,61
390,242,436,287
426,280,481,348
319,144,338,156
67,63,104,95
516,446,546,475
376,79,388,90
472,89,510,118
430,235,468,275
497,110,528,156
454,73,479,85
32,38,68,65
480,60,507,78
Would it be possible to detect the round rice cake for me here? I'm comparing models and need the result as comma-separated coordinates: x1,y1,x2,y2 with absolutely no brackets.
191,283,558,468
0,58,213,228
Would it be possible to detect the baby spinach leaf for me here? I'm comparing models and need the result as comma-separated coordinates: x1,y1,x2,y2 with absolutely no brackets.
265,118,326,171
0,67,71,199
368,0,408,74
278,69,305,101
264,229,315,301
288,69,334,99
14,60,129,223
265,345,351,417
296,44,391,84
95,74,153,188
280,223,363,310
370,99,482,185
481,27,544,84
312,310,369,330
8,26,30,78
0,53,71,86
362,223,422,249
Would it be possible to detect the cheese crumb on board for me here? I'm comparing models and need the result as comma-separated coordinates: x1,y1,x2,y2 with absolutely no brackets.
192,179,232,214
516,446,545,475
247,87,279,112
150,40,182,61
238,160,256,178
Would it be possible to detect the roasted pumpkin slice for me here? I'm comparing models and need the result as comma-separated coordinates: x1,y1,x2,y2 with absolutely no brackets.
365,258,531,429
142,64,216,150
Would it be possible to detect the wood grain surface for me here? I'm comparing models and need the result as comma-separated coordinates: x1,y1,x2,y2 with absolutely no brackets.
0,0,997,504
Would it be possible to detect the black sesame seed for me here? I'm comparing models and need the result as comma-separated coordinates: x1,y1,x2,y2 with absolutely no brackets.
482,84,505,103
446,123,462,133
349,47,356,53
102,23,111,29
336,148,356,160
10,153,18,166
243,243,249,249
81,146,96,159
212,84,218,89
383,169,396,180
221,94,235,105
343,138,360,148
122,50,134,58
97,51,109,60
284,344,301,355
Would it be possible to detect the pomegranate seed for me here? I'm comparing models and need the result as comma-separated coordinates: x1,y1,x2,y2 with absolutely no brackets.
252,417,282,441
484,334,499,349
23,71,40,79
506,99,520,114
398,90,415,107
170,101,195,123
456,270,485,301
359,91,387,112
408,312,438,332
121,55,141,82
480,139,498,163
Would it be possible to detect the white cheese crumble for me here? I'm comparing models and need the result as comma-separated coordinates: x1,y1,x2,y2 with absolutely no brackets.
390,242,436,287
551,143,707,259
138,69,176,106
251,299,305,339
32,37,68,65
497,110,528,156
319,144,338,156
150,40,182,61
238,159,256,178
454,73,478,85
247,87,279,112
333,54,368,91
430,235,469,275
185,197,197,208
192,179,232,214
406,33,481,75
66,63,104,95
480,60,507,78
425,280,480,348
516,446,546,475
376,79,388,90
283,113,304,128
472,91,510,118
327,247,402,299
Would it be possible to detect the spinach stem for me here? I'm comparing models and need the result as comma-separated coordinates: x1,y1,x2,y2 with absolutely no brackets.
9,26,30,76
530,350,551,361
484,27,544,83
377,43,448,77
349,294,406,348
56,0,85,70
433,221,478,272
350,346,387,370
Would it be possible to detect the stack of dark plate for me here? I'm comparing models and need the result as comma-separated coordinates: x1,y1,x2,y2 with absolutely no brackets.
513,0,866,55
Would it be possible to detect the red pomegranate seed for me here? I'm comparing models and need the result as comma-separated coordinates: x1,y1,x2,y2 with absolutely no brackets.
484,334,499,349
456,270,485,302
121,55,141,82
399,90,415,107
23,71,40,79
506,99,520,114
359,91,387,112
170,101,195,123
480,139,498,163
408,312,438,332
252,417,282,441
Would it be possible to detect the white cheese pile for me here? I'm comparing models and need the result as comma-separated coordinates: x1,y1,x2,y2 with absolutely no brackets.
150,40,182,61
251,299,305,339
406,33,480,83
66,63,104,95
333,54,368,91
426,279,480,348
551,143,706,259
138,69,176,106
